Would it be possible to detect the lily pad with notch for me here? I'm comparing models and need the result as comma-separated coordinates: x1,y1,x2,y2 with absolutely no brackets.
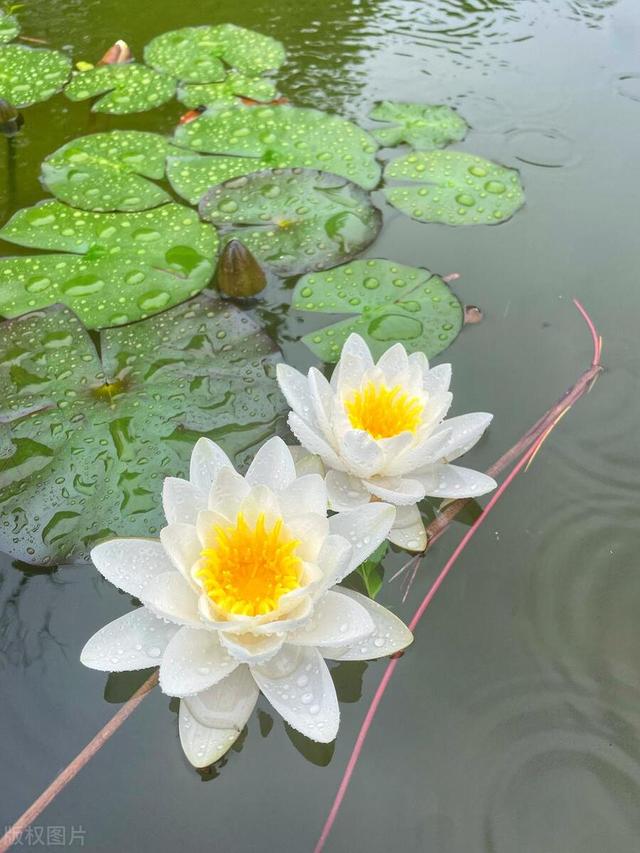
0,293,286,565
199,168,382,277
177,72,278,109
64,63,175,114
0,44,71,107
292,258,463,361
144,24,285,83
369,101,468,149
384,150,525,225
41,131,179,212
0,201,219,329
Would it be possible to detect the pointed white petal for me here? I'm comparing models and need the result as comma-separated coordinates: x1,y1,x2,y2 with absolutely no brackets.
386,427,454,476
376,343,409,385
245,436,297,491
316,534,353,589
179,700,241,768
185,665,258,728
159,627,237,697
143,572,201,626
288,590,374,647
288,445,326,477
339,333,373,367
321,589,413,660
276,364,316,422
90,538,174,600
238,484,281,527
189,438,232,494
416,464,496,498
80,608,178,672
288,412,345,471
160,524,201,585
279,474,328,520
307,367,335,435
328,503,396,575
364,476,425,506
253,646,339,743
422,362,451,394
250,596,314,635
387,505,427,551
325,469,371,511
285,513,329,562
163,477,206,525
429,412,493,462
338,430,384,478
219,631,284,664
207,466,249,518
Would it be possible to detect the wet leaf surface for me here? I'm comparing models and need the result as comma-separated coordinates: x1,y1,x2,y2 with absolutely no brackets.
0,293,286,565
41,131,177,212
0,201,219,328
384,150,525,225
199,168,381,277
177,72,277,109
0,12,19,44
292,258,463,361
369,100,468,149
64,63,175,113
0,44,71,107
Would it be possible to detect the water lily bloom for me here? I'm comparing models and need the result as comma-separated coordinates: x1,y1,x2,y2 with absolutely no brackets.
276,334,496,552
81,437,412,767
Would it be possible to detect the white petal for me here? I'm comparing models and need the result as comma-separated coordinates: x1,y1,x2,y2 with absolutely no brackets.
338,430,384,478
276,364,317,423
286,513,329,562
288,445,326,477
253,646,339,743
430,412,493,462
421,391,453,432
325,469,371,511
80,608,178,672
219,631,284,664
143,572,201,626
238,484,281,527
185,665,258,728
245,436,297,491
179,700,241,768
422,361,452,394
387,505,427,551
308,367,335,436
321,589,413,660
278,473,328,520
328,503,396,576
416,463,497,498
288,412,345,471
250,596,314,635
163,477,206,525
376,343,409,385
364,476,426,506
159,627,237,697
338,333,373,369
316,534,353,589
386,427,454,476
189,438,232,494
288,590,374,647
160,524,201,585
90,538,174,600
208,466,249,518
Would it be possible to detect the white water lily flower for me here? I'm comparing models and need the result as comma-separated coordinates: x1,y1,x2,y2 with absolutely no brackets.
81,436,412,767
277,334,496,552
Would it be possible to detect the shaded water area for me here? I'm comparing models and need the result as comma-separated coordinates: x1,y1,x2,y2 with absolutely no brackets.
1,0,640,850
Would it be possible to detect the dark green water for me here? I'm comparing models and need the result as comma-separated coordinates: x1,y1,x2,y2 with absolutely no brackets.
1,0,640,850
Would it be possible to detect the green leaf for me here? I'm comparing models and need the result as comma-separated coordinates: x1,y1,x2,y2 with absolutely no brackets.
369,100,468,149
0,12,19,44
64,63,175,114
0,44,71,107
169,104,380,203
0,201,219,329
383,150,525,225
292,258,463,362
356,542,388,599
199,168,381,277
177,72,277,109
41,131,176,212
144,24,285,83
0,294,286,565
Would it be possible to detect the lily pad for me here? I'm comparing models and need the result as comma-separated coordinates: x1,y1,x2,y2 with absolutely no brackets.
177,72,277,109
384,150,525,225
0,294,286,565
64,63,175,114
199,169,382,277
144,24,285,82
0,12,19,44
0,201,219,329
369,101,468,149
168,104,380,203
41,131,176,212
0,44,71,107
291,258,463,362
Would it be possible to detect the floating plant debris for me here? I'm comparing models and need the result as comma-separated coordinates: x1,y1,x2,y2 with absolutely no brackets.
215,239,267,298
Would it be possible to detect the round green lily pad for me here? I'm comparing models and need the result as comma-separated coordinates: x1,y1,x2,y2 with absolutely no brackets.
369,101,468,149
384,150,525,225
0,293,286,565
169,104,380,203
41,131,177,212
0,44,71,107
0,12,19,44
292,259,463,362
144,24,285,83
177,72,278,109
64,63,176,114
0,201,219,328
199,168,382,277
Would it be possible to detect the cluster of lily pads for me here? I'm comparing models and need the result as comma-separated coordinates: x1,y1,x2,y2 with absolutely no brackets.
0,18,525,568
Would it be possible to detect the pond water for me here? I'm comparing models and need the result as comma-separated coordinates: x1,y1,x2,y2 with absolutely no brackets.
1,0,640,850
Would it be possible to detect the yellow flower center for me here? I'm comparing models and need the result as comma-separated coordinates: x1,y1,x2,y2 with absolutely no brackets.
196,512,302,617
345,381,424,439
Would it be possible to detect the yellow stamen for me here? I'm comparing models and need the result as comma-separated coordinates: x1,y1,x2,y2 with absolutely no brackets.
196,512,301,617
345,381,423,439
